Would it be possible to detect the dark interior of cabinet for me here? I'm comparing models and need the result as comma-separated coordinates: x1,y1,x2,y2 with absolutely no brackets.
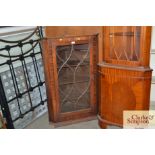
56,43,91,113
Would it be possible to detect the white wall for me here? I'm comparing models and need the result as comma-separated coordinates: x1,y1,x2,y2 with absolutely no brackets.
150,27,155,102
151,27,155,49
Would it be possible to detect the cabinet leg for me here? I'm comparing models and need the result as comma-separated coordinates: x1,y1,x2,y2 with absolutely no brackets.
98,121,107,129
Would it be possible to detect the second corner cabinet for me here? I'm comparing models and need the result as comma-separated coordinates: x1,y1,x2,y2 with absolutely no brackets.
98,26,153,128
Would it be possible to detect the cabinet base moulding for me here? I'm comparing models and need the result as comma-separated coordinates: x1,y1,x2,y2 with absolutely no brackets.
50,115,97,128
98,115,123,129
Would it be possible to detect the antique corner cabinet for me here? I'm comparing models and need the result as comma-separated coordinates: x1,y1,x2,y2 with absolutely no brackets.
42,27,103,124
42,26,152,128
98,26,152,128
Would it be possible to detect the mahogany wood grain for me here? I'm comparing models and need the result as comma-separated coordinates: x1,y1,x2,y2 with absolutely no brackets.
42,36,98,123
43,26,153,128
45,26,104,62
98,63,152,126
98,26,152,128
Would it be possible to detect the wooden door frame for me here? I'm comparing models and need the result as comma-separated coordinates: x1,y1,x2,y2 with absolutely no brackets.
42,35,98,123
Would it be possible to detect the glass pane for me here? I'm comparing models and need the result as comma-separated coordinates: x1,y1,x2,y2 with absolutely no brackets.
109,26,141,61
56,43,90,113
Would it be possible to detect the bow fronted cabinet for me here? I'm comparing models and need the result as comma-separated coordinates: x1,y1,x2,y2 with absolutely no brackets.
98,26,152,128
42,26,152,128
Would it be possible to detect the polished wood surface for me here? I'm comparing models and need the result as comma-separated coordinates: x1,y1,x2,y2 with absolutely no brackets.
45,26,104,62
98,63,152,127
42,36,98,123
43,26,153,128
45,26,101,38
98,26,152,128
